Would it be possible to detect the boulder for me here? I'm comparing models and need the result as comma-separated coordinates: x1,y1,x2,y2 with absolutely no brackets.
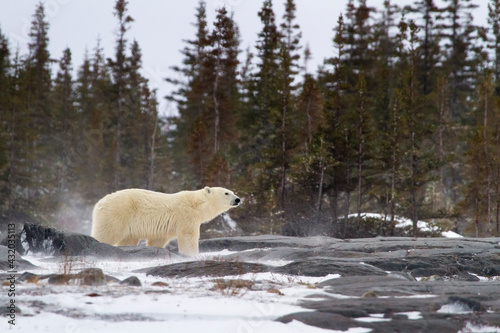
120,276,142,287
198,234,342,252
0,223,126,258
275,258,387,277
0,245,38,271
139,260,273,278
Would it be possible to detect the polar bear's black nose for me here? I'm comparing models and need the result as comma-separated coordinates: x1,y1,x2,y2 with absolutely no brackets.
233,198,241,205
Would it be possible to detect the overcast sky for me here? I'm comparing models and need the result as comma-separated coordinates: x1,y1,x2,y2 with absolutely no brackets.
0,0,488,115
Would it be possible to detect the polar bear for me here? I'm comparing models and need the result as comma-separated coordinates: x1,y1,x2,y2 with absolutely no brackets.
91,187,241,256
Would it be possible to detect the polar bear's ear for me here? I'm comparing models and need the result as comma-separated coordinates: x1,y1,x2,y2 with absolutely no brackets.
204,186,211,194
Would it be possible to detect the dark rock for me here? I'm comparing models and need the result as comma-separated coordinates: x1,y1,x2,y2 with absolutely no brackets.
319,275,419,295
139,260,273,278
0,304,20,316
277,312,355,331
120,276,142,286
366,252,500,279
76,268,106,286
18,272,38,283
446,296,487,312
199,234,342,252
105,274,121,283
0,245,39,271
118,245,186,260
275,258,387,277
276,311,470,333
281,270,500,332
0,223,196,261
0,223,127,258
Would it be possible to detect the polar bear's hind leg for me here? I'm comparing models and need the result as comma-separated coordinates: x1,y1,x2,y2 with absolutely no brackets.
116,237,140,246
146,238,169,248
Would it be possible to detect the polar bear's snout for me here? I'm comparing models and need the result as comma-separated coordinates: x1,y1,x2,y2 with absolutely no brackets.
231,197,241,206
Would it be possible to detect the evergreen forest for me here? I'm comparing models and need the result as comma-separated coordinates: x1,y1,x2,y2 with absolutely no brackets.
1,0,500,238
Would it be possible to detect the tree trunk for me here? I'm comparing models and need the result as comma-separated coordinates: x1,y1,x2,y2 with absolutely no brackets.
147,113,158,190
438,78,446,211
213,41,221,154
316,151,325,223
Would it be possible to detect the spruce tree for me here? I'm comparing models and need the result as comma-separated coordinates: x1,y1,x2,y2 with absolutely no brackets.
278,0,301,213
51,48,75,203
439,0,479,118
167,0,212,187
405,0,441,95
397,20,437,236
489,0,500,95
0,29,10,212
320,13,349,226
75,40,114,200
206,7,240,187
109,0,134,188
237,0,282,228
24,2,53,215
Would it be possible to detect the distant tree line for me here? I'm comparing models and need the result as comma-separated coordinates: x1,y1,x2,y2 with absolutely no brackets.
0,1,167,232
1,0,500,237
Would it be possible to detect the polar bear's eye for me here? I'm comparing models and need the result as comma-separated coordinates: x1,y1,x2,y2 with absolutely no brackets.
225,192,229,195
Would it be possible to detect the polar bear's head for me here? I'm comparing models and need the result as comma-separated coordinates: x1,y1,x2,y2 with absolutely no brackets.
204,186,241,209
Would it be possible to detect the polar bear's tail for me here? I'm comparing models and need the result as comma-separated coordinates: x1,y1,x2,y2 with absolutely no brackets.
91,196,119,245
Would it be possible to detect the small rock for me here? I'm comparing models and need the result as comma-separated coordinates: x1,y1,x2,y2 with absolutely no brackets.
361,290,378,298
76,268,106,286
151,281,169,287
268,288,284,296
105,274,121,283
18,272,38,283
120,276,142,286
85,293,102,297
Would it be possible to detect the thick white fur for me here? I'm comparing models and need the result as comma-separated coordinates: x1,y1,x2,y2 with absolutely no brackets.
91,187,240,256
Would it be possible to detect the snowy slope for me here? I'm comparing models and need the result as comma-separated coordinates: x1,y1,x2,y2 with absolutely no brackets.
6,251,347,333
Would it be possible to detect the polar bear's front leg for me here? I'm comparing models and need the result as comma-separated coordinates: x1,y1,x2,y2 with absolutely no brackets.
177,229,200,256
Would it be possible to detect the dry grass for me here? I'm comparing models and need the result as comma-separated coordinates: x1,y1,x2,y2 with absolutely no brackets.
211,278,255,297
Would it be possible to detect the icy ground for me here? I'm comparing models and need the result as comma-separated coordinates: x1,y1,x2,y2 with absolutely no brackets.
3,218,499,332
4,250,355,333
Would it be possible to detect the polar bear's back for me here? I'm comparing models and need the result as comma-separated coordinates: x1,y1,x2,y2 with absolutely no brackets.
91,188,180,243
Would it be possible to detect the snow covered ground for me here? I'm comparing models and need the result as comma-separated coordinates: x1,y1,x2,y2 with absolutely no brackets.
7,247,499,333
5,217,500,332
3,251,355,333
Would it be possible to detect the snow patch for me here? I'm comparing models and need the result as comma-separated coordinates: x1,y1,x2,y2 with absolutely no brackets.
458,322,500,333
437,303,473,314
355,314,392,323
350,213,463,238
221,212,238,231
440,230,463,238
396,311,423,320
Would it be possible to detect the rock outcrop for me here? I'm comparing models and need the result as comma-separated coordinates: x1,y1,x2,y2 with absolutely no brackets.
1,224,499,331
